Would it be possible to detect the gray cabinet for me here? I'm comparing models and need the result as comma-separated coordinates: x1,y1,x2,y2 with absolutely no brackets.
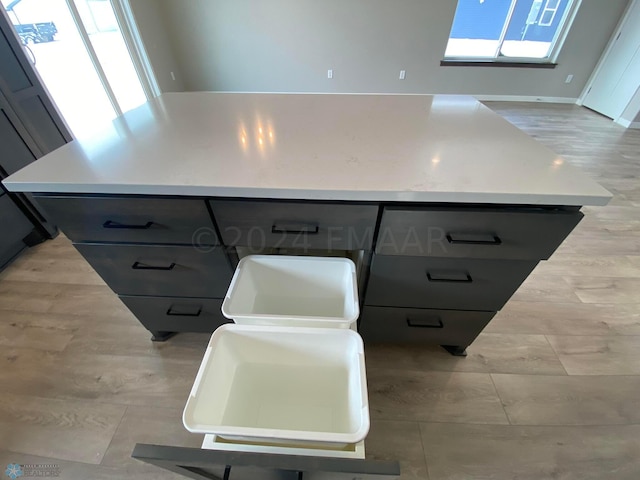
120,296,227,334
0,108,37,176
0,98,49,260
0,12,73,254
0,191,33,267
360,205,583,354
39,195,232,340
366,255,538,311
36,196,218,244
376,206,583,259
0,17,69,153
37,194,583,351
0,95,59,244
75,243,231,298
359,306,495,347
132,443,400,479
210,199,378,251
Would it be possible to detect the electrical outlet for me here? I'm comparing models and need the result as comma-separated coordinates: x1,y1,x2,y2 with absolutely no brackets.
565,74,573,84
327,69,333,79
399,70,406,80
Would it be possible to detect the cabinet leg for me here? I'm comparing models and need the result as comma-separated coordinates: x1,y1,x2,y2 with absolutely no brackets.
150,331,177,342
441,345,467,357
23,228,48,247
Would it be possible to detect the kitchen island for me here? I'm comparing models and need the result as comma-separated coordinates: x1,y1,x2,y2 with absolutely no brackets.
2,93,611,354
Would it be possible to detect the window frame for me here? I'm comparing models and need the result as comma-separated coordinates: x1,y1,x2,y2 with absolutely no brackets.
539,0,562,27
111,0,161,99
443,0,582,66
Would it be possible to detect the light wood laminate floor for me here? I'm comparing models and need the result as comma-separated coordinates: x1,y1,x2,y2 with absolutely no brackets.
1,103,639,479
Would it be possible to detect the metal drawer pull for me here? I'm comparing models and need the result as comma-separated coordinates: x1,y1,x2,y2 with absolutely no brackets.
103,220,154,229
166,305,202,317
427,271,473,283
446,233,502,245
407,316,444,328
271,223,319,235
132,261,176,271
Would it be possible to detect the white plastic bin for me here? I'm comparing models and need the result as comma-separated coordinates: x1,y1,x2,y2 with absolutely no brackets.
182,324,369,448
222,255,359,328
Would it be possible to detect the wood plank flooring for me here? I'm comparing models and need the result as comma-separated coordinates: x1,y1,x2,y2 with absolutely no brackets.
1,102,639,479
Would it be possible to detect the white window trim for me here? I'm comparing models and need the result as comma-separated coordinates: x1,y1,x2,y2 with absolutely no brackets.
493,0,519,57
64,0,122,116
444,0,582,64
62,0,159,115
539,0,561,27
546,0,582,62
110,0,161,99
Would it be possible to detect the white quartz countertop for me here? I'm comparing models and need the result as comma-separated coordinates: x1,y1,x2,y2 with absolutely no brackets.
3,93,611,206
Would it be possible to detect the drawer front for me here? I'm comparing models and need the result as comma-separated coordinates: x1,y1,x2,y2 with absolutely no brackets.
75,244,232,297
120,296,229,333
0,193,33,252
36,196,218,245
366,255,537,311
376,206,583,259
360,306,495,346
210,200,378,250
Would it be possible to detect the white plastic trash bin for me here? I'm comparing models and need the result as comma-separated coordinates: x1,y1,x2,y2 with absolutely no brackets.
222,255,359,328
183,255,370,450
182,324,369,448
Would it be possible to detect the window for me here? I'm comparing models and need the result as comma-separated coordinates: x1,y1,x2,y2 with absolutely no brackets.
2,0,158,137
444,0,578,63
538,0,561,26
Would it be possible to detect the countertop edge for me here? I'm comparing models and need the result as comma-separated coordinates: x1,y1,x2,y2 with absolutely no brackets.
3,181,612,207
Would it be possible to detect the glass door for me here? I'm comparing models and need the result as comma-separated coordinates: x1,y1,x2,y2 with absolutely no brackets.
1,0,151,138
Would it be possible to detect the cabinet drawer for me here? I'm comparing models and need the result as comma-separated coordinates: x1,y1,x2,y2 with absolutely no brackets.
366,255,537,311
75,244,232,298
36,196,218,245
0,193,33,252
209,200,378,250
360,306,495,346
376,206,582,259
119,296,229,333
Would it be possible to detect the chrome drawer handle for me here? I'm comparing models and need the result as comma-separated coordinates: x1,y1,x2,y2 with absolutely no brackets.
103,220,154,230
131,261,176,271
446,233,502,245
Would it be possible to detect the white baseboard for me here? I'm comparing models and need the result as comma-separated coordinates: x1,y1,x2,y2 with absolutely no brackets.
615,117,640,129
474,95,578,104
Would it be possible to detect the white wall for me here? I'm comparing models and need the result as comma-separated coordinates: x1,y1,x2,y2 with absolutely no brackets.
138,0,629,99
129,0,184,92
